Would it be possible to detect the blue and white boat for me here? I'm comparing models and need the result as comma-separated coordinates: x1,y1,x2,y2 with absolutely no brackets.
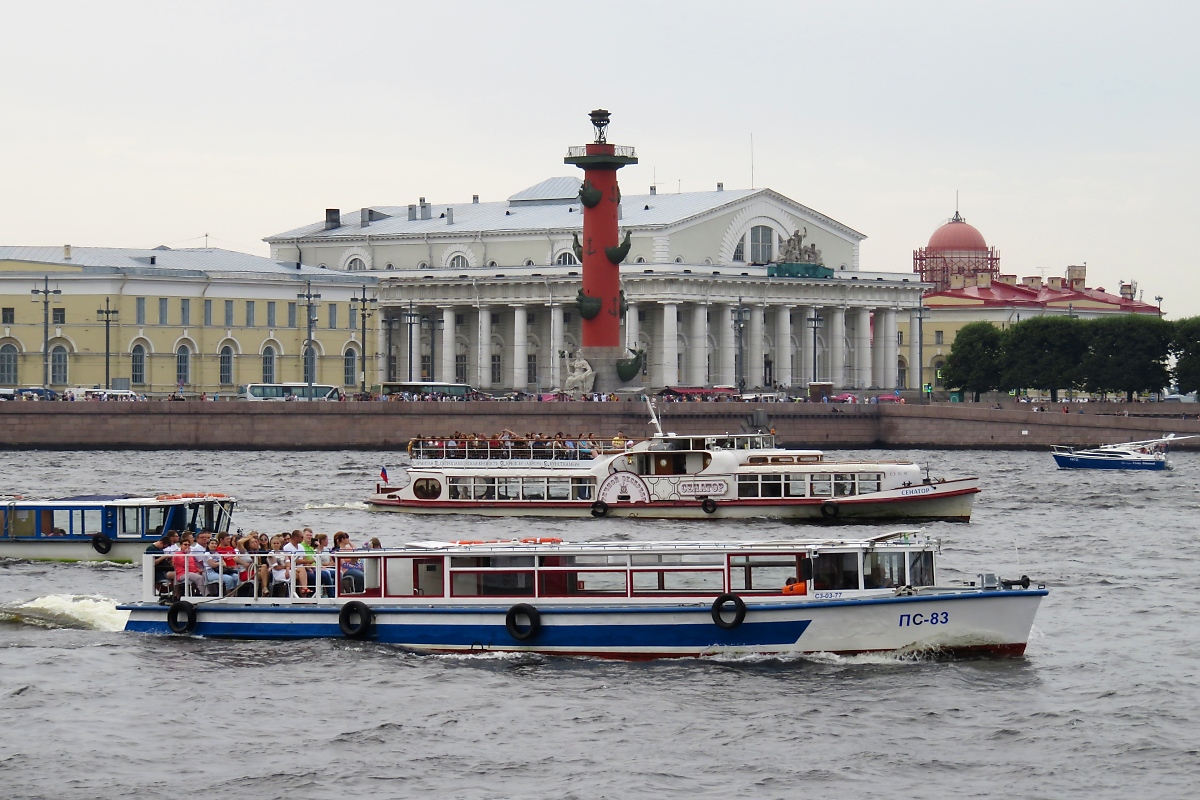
121,532,1046,659
0,492,237,561
1051,435,1194,470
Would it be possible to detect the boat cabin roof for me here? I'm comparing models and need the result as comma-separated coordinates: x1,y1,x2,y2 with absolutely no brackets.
401,530,929,554
6,493,235,507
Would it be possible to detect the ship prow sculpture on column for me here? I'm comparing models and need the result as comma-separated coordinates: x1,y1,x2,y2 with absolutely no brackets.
564,109,639,392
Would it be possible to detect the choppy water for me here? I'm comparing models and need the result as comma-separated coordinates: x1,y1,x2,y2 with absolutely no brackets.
2,448,1199,799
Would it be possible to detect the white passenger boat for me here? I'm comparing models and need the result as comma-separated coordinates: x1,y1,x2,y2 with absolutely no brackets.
0,492,236,561
1051,435,1195,471
368,407,979,521
120,531,1046,659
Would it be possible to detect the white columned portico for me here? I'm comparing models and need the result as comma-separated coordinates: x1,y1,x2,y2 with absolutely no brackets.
720,303,736,386
374,314,386,386
775,306,793,389
550,304,563,389
441,307,455,383
625,303,639,352
748,304,765,389
829,306,846,388
689,304,707,386
855,307,873,389
656,302,678,387
882,308,898,389
909,309,922,391
476,304,490,388
799,305,815,385
512,305,527,389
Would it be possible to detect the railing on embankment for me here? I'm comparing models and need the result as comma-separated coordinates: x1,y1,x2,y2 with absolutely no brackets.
1,402,1198,451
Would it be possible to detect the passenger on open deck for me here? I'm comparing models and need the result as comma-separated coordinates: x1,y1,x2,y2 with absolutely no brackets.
172,533,206,597
146,531,176,588
333,532,365,592
282,530,313,596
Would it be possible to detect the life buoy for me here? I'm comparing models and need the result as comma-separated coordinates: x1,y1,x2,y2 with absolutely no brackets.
454,540,485,545
91,533,113,555
338,601,374,639
700,498,718,515
520,537,563,544
820,500,840,520
505,603,541,641
711,593,747,629
590,501,608,518
166,600,197,634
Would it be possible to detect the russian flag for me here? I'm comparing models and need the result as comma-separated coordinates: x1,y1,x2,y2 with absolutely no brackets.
380,466,389,483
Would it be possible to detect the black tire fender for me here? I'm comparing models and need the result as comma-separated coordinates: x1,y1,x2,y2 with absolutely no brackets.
166,600,197,634
820,500,840,520
505,603,541,641
91,533,114,555
700,498,718,515
590,500,608,518
338,600,374,639
711,593,747,629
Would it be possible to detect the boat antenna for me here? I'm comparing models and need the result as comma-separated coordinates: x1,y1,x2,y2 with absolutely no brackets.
646,396,664,437
1014,541,1022,576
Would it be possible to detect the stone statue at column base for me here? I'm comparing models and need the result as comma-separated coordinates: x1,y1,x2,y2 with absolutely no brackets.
563,353,596,396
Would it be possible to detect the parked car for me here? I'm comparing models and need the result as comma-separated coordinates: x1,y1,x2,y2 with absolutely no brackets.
873,394,905,404
830,392,858,403
17,388,60,401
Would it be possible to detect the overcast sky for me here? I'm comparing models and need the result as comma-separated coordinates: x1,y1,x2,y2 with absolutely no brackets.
3,1,1196,315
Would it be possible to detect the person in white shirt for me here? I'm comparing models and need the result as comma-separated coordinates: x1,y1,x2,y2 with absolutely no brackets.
281,530,312,595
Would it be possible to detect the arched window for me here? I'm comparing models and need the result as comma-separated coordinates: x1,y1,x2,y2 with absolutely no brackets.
385,263,395,271
732,239,745,262
175,345,190,386
674,256,684,263
304,346,316,384
635,256,646,264
934,359,945,388
343,349,357,387
347,257,366,271
0,344,17,385
523,259,534,266
50,345,68,385
449,254,469,270
486,260,497,268
131,344,146,385
417,261,429,269
262,346,276,384
750,225,773,263
555,252,578,266
219,346,234,385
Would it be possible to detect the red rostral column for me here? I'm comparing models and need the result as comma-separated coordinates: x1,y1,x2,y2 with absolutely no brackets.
565,109,637,351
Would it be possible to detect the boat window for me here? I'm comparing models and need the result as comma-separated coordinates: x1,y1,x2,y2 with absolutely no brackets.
908,551,935,586
146,506,169,537
864,551,905,588
748,456,768,465
631,569,724,594
522,477,546,500
858,473,882,494
539,570,627,596
547,477,571,500
447,477,471,500
796,455,821,463
121,507,141,537
834,474,856,497
730,554,804,592
412,478,442,500
631,552,724,566
541,554,627,567
72,509,104,537
785,474,807,497
738,474,760,498
496,477,521,500
48,510,71,536
451,556,535,568
570,477,595,501
810,474,832,497
761,474,783,498
812,552,861,591
11,509,35,537
770,456,794,464
452,570,535,597
385,556,443,597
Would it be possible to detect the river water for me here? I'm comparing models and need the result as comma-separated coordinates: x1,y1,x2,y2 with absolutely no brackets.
1,448,1198,799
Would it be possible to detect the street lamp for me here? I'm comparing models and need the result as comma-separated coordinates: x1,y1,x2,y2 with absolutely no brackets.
296,280,322,388
806,314,824,384
96,297,119,390
1155,295,1163,317
402,301,421,381
422,314,445,381
383,316,401,381
350,284,378,396
731,299,750,393
914,300,929,404
31,276,62,391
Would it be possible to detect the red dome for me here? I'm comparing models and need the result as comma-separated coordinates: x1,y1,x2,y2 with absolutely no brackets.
928,215,987,251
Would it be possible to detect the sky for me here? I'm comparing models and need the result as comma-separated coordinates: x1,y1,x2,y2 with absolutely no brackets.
2,1,1197,315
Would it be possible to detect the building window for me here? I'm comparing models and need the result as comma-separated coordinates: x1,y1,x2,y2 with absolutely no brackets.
303,346,316,384
262,346,276,383
225,300,234,327
527,313,536,326
343,349,357,386
159,298,168,325
455,351,467,384
455,313,464,327
897,364,907,390
203,299,212,327
934,360,945,388
732,239,745,262
635,256,646,264
449,254,469,270
2,308,14,325
267,302,276,329
898,331,904,346
486,260,497,268
750,225,773,263
563,312,572,324
288,302,297,328
180,299,190,327
386,263,395,271
219,346,234,385
246,301,256,328
527,354,538,386
135,298,146,325
420,353,431,380
491,354,502,384
175,345,190,386
556,252,578,266
0,343,17,385
638,310,646,322
51,345,68,385
329,304,337,329
347,257,366,272
131,345,145,385
491,313,500,325
934,330,944,346
52,308,66,325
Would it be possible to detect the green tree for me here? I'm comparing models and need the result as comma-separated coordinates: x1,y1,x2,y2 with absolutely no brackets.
1172,317,1200,395
1082,314,1172,400
1000,316,1088,402
942,321,1003,401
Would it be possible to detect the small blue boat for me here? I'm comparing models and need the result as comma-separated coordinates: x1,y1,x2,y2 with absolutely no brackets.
1051,435,1194,470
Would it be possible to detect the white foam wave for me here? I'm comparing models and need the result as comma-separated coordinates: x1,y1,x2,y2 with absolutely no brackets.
302,502,371,511
9,594,130,632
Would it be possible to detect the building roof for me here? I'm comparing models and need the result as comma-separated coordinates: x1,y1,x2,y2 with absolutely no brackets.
927,213,988,251
265,180,867,243
924,280,1159,314
0,246,374,283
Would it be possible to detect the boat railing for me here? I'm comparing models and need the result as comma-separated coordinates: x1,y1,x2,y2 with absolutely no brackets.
141,551,370,604
407,437,634,461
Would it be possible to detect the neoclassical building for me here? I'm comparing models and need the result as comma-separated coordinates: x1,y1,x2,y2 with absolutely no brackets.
267,178,925,393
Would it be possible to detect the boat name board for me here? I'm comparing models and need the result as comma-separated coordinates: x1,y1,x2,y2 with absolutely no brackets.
411,458,587,470
676,479,730,497
899,485,936,497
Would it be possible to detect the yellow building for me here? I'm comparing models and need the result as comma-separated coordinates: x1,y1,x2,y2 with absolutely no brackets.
0,246,378,395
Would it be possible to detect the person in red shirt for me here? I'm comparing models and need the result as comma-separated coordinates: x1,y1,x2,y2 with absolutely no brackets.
172,533,205,597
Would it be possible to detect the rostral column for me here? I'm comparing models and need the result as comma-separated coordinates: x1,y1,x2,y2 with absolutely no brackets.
564,109,639,391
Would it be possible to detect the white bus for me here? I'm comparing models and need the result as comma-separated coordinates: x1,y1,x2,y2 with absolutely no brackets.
375,382,483,399
236,383,341,401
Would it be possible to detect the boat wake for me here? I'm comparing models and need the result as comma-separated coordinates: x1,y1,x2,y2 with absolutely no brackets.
303,501,371,511
0,594,129,632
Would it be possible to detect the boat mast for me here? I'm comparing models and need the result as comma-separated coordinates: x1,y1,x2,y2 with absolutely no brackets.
646,397,664,437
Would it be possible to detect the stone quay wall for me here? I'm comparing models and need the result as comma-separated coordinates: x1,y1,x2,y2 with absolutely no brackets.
1,402,1198,451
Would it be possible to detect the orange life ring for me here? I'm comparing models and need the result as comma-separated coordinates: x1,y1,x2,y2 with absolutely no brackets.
207,493,226,498
520,537,563,544
454,540,485,545
782,582,808,596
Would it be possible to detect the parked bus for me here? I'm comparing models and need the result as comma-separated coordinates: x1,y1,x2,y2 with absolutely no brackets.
236,383,341,401
374,381,483,399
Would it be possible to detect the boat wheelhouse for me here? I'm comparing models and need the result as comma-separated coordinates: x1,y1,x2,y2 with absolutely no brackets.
1051,435,1195,471
370,421,979,521
121,531,1046,659
0,493,236,561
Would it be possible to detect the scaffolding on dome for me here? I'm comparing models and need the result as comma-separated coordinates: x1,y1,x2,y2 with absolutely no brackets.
913,213,1001,292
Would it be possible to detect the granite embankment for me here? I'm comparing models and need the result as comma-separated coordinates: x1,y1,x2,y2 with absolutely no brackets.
3,402,1198,450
